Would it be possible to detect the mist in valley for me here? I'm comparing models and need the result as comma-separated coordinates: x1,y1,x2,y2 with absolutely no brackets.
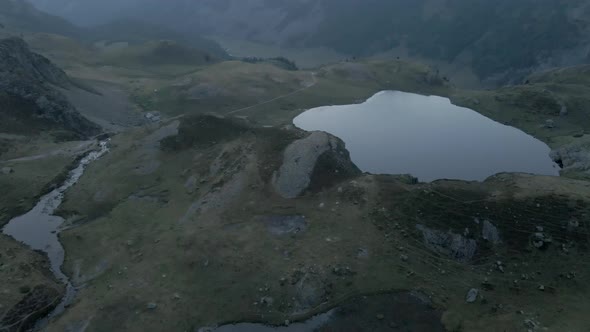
1,1,590,331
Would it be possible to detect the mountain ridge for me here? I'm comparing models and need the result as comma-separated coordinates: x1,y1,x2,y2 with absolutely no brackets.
28,0,590,85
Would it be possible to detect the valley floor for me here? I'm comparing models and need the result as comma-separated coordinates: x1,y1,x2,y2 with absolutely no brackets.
2,50,590,332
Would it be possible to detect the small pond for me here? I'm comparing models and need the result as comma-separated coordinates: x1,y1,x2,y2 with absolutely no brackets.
294,91,560,182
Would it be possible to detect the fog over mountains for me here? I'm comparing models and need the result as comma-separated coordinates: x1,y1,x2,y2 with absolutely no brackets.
27,0,590,84
3,1,590,331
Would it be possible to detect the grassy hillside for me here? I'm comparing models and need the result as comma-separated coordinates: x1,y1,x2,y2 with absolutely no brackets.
305,0,589,83
0,0,81,37
28,0,589,84
87,19,228,59
2,4,590,330
126,58,450,127
97,40,219,68
0,1,228,59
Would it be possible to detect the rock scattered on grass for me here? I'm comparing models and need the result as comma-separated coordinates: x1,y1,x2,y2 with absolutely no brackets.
496,261,505,273
260,296,274,307
465,288,479,303
482,220,502,245
544,119,555,129
531,227,552,249
416,224,477,262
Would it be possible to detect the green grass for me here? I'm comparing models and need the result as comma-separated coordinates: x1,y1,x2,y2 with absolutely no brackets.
126,59,450,127
3,37,590,331
96,40,218,69
0,234,64,329
47,121,590,331
450,74,590,148
0,154,77,227
4,55,582,332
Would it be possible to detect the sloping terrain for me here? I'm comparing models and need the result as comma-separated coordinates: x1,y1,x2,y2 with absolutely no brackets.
1,3,590,331
0,0,81,38
39,114,590,332
97,40,219,68
28,0,590,84
0,37,99,137
0,234,64,332
0,0,227,60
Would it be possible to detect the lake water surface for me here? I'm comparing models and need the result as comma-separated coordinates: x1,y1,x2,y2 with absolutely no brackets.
294,91,560,182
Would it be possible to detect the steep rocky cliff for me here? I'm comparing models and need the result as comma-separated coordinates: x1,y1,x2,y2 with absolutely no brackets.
0,37,100,137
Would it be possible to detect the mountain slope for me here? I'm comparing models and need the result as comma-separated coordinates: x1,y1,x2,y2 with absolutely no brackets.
0,0,81,37
29,0,590,85
0,37,100,136
0,0,228,59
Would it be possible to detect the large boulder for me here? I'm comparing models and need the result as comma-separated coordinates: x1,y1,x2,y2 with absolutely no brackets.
482,220,502,246
272,131,360,198
0,285,62,331
1,166,13,174
416,224,477,263
550,138,590,174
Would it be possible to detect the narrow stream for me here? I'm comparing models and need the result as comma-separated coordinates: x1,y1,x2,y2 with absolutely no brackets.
2,141,109,327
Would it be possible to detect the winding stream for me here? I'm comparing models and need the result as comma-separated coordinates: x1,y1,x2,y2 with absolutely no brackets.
2,141,109,326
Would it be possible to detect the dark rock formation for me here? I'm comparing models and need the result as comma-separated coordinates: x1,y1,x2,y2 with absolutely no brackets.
0,285,62,332
0,37,100,137
550,138,590,175
272,131,361,198
416,224,477,263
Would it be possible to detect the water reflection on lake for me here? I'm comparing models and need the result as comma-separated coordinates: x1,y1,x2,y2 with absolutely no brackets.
294,91,560,182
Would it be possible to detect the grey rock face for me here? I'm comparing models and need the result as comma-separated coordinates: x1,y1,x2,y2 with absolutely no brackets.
465,288,479,303
259,215,307,236
184,175,198,194
482,220,502,245
544,119,555,129
559,102,568,116
1,166,13,174
416,224,477,263
550,138,590,174
293,270,328,314
0,37,100,136
272,131,360,198
0,38,70,87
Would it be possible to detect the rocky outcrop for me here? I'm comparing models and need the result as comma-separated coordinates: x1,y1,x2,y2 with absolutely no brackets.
416,224,477,263
0,285,62,332
482,220,502,246
272,131,361,198
550,138,590,174
0,37,100,137
0,37,69,86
